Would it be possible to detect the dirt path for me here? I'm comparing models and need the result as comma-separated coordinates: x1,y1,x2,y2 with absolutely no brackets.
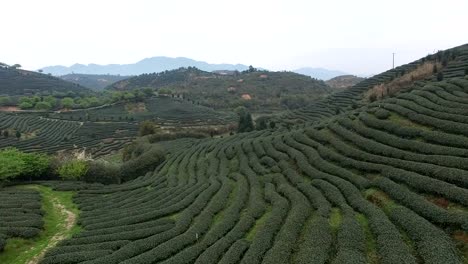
26,197,77,264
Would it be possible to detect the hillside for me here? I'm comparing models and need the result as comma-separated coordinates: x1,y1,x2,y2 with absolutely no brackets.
60,74,130,90
40,57,251,76
326,75,365,89
0,97,235,157
109,67,332,111
0,67,91,96
34,76,468,263
274,44,468,127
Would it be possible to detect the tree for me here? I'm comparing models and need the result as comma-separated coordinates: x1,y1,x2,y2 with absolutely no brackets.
19,101,33,109
15,131,21,139
34,101,52,110
0,148,49,182
0,96,12,106
38,69,43,73
57,160,88,180
236,107,254,133
142,88,154,96
465,68,468,76
248,65,257,73
139,120,156,136
3,130,9,138
0,148,26,181
432,64,438,74
61,97,74,109
368,93,377,102
158,88,172,95
43,96,57,108
11,64,21,69
256,117,268,130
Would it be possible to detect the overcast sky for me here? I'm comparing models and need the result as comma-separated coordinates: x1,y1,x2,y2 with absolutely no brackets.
1,0,467,75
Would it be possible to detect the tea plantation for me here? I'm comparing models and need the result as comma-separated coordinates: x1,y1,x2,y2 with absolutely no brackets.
1,44,468,263
0,188,43,251
0,97,235,157
31,77,468,263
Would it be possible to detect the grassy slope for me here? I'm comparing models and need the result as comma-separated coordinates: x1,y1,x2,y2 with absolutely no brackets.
0,185,80,264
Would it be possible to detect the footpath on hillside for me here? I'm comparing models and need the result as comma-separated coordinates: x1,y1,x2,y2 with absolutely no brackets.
0,185,79,264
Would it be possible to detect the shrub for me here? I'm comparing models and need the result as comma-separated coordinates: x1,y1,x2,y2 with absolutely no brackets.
437,72,444,81
57,160,88,180
19,101,33,109
34,101,52,110
120,145,165,182
374,109,390,119
138,120,156,136
0,148,49,181
83,161,121,184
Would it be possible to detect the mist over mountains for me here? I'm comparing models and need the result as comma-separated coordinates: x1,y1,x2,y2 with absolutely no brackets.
40,57,350,80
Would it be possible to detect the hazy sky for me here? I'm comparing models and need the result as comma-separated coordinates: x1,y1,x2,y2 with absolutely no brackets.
1,0,467,75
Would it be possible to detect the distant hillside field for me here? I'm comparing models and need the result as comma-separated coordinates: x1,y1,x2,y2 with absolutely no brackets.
60,74,130,90
326,75,365,89
108,67,332,111
0,97,235,157
0,67,90,96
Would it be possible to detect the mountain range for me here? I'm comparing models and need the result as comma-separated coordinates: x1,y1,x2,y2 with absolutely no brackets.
40,57,251,76
40,57,350,80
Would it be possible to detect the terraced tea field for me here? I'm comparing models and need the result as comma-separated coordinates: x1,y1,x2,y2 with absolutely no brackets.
33,77,468,263
0,97,235,157
276,44,468,127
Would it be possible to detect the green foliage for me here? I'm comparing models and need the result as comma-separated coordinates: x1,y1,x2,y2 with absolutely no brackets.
374,109,390,119
61,97,74,109
139,120,156,136
83,161,120,184
158,88,173,95
120,145,165,182
34,101,52,110
57,160,88,180
0,148,49,181
437,72,444,81
237,107,254,133
0,148,27,181
0,96,12,106
43,96,57,107
255,117,268,130
19,101,33,109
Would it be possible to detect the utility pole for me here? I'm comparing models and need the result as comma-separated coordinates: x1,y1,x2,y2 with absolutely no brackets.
392,53,395,69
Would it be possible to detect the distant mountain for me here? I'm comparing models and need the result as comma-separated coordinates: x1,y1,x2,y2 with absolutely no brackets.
293,67,348,80
0,67,90,96
60,74,130,90
325,75,365,89
40,57,251,76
